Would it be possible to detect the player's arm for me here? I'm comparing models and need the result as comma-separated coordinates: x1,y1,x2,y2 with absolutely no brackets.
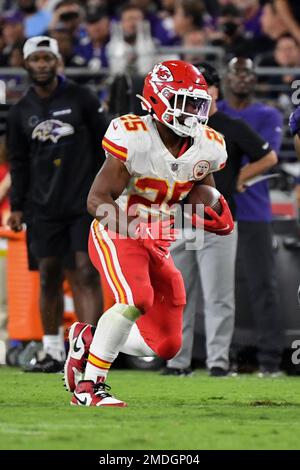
87,153,176,255
195,172,216,188
87,154,135,236
191,130,233,234
191,172,233,235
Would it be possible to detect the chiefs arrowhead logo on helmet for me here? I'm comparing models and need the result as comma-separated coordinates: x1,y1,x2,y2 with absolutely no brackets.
151,64,174,82
139,60,211,138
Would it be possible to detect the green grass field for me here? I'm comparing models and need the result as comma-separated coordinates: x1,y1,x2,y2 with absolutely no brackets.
1,366,300,450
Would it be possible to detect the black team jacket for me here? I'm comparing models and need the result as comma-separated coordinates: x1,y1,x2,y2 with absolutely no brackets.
7,77,109,220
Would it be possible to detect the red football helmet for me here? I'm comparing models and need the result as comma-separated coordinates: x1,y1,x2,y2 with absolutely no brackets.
139,60,211,137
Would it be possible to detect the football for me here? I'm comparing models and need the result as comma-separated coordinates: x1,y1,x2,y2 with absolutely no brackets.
187,184,222,217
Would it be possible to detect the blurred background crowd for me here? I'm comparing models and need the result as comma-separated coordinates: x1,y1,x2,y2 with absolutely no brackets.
0,1,299,157
0,1,299,106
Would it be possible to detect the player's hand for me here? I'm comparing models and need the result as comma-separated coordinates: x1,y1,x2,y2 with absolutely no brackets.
135,219,177,262
135,218,177,242
7,211,23,232
192,196,234,236
289,107,300,136
140,237,172,264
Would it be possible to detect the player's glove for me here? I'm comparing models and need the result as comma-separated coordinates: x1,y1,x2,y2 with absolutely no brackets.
135,219,177,262
289,107,300,136
192,195,234,236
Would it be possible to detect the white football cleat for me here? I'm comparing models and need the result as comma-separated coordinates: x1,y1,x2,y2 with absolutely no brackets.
71,380,127,407
63,322,95,392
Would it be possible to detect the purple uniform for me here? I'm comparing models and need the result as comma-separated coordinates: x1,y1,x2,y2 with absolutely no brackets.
75,38,108,69
217,100,283,221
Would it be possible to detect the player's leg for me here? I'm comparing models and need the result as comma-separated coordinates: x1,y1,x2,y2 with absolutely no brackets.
66,213,103,325
164,233,199,374
64,313,156,393
197,228,237,374
65,237,186,395
119,322,156,356
70,221,154,406
135,253,186,364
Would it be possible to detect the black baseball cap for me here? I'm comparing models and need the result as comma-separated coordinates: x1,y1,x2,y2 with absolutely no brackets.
86,8,108,24
196,62,221,87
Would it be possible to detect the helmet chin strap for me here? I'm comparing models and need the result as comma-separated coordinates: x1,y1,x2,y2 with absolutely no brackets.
136,94,152,113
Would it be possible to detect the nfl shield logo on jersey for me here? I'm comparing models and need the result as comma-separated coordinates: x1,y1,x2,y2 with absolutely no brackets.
171,163,179,172
193,160,210,180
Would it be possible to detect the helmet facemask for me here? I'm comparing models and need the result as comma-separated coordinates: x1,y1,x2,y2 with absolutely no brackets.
140,60,212,137
160,88,212,138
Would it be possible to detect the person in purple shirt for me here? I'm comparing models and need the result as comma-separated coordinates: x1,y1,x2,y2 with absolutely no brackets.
289,105,300,157
289,106,300,305
218,58,283,221
74,9,110,69
218,57,284,376
233,0,263,39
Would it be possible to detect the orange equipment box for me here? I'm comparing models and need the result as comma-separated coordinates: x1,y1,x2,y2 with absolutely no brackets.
0,228,77,341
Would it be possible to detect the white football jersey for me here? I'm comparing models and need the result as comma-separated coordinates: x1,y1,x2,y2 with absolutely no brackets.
102,114,227,217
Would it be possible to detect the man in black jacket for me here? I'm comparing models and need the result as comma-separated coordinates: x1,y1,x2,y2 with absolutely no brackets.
7,36,108,372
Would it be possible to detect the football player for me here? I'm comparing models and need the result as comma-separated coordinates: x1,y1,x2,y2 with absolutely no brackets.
289,106,300,158
289,106,300,306
65,60,234,407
